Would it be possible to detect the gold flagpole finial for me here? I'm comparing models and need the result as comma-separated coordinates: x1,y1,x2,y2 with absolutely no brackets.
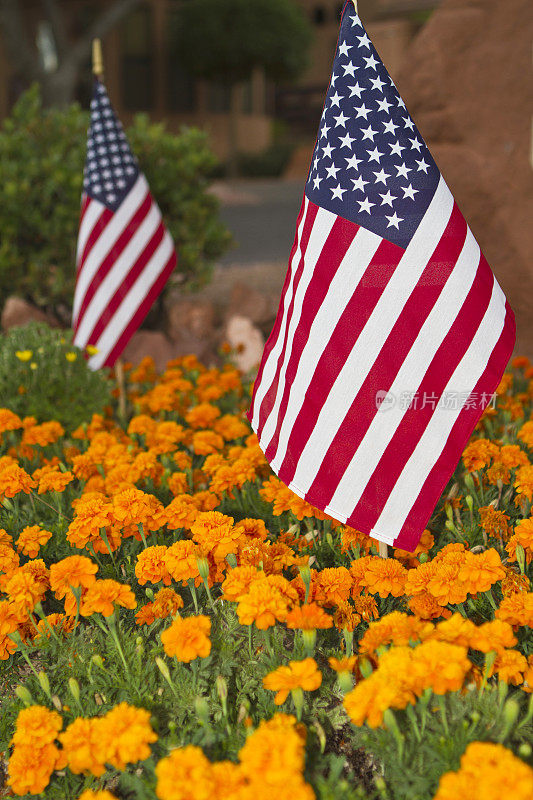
352,0,358,13
92,38,104,80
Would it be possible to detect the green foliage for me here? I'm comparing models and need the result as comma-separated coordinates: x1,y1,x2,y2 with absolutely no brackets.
171,0,313,84
0,85,231,322
0,322,111,430
236,141,295,178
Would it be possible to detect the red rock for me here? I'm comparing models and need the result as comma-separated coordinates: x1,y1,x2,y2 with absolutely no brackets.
396,0,533,356
121,331,177,374
1,296,59,331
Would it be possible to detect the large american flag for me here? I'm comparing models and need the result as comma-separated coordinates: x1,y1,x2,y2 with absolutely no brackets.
249,2,515,552
72,80,177,369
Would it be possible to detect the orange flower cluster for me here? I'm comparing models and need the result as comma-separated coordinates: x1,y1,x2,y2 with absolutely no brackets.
263,658,322,705
434,742,533,800
160,614,211,662
7,706,65,795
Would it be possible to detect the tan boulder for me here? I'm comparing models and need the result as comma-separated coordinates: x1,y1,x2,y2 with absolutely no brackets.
226,281,278,327
1,296,59,331
166,299,216,343
122,331,177,374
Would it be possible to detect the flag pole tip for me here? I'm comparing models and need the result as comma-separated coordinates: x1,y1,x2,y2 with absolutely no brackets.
92,39,104,79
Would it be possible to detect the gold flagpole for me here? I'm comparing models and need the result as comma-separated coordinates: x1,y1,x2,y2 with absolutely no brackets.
91,38,127,421
352,0,358,12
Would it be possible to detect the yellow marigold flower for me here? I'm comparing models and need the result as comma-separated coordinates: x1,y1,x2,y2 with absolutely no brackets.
11,704,62,748
59,717,106,776
135,545,171,586
155,745,214,800
190,510,241,561
313,566,353,606
496,592,533,627
488,649,528,685
98,703,158,770
263,658,322,705
411,640,471,695
4,570,44,614
285,602,333,631
221,565,260,602
49,555,98,599
7,742,61,795
329,655,358,673
15,350,33,361
161,614,211,662
66,352,77,362
152,587,184,619
468,619,517,653
164,494,199,530
163,540,202,585
462,438,499,472
0,462,36,497
22,420,64,447
191,430,225,455
85,345,100,357
237,576,293,629
434,742,533,800
0,408,23,432
16,525,52,558
457,548,505,593
359,557,408,598
37,468,74,494
80,579,136,617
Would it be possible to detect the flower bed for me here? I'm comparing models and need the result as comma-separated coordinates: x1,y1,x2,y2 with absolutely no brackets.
0,353,532,800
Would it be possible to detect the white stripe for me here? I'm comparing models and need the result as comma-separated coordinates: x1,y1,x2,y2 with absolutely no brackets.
73,175,148,324
269,226,383,472
87,232,174,370
291,175,454,494
256,205,337,449
372,276,507,542
326,226,481,517
73,202,161,346
76,197,105,266
251,198,309,430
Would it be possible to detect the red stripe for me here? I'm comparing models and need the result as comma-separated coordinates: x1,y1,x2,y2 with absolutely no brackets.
101,248,177,368
249,194,307,422
350,250,492,532
255,201,319,434
76,206,114,276
83,222,167,345
74,191,152,329
276,235,404,486
391,299,516,551
263,215,360,462
304,202,467,509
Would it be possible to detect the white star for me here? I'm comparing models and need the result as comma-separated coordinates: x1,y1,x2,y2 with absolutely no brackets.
333,111,350,128
106,193,117,204
351,176,369,192
386,212,403,229
395,163,412,179
325,163,341,180
417,158,430,173
320,123,330,138
357,32,371,49
403,116,415,131
354,104,371,120
345,154,363,171
329,91,343,108
402,184,419,200
350,15,361,27
358,197,375,214
370,75,386,91
313,175,323,190
338,40,352,57
322,143,335,159
117,179,126,189
380,190,397,207
331,184,347,200
313,155,319,170
373,168,391,185
367,146,384,163
364,54,379,71
348,82,366,99
376,97,393,113
342,61,357,78
389,141,406,157
410,137,423,152
330,73,338,87
339,131,356,149
397,96,407,109
361,125,378,142
382,119,399,136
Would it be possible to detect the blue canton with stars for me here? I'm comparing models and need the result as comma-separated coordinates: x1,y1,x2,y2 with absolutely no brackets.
83,80,139,212
306,5,440,251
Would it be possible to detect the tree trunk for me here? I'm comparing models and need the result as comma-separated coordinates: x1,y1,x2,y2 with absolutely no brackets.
226,82,240,178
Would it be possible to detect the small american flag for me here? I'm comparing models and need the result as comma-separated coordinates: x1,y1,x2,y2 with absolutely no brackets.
249,2,515,552
72,79,177,369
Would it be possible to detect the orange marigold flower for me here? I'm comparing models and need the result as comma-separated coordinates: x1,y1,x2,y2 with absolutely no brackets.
468,618,518,653
237,576,293,629
506,518,533,563
135,602,156,626
408,591,447,620
495,592,533,627
191,430,224,456
434,741,533,800
167,471,189,496
161,614,211,662
135,545,171,586
67,495,114,549
11,704,63,748
37,468,74,494
359,557,408,598
98,703,158,770
221,565,259,602
22,420,64,447
59,717,106,776
163,540,202,585
190,510,241,561
332,601,360,632
78,791,119,800
263,658,322,705
478,505,512,541
49,555,98,599
0,462,36,497
285,602,333,631
213,413,249,441
185,402,221,429
431,613,476,647
4,570,44,614
462,438,499,472
457,548,506,593
514,464,533,503
411,640,471,695
313,566,353,606
0,600,19,659
113,487,165,532
7,742,62,795
359,611,432,655
352,592,379,622
164,494,198,530
518,420,533,449
152,587,184,619
80,579,136,617
155,745,214,800
16,525,52,558
0,408,23,433
329,655,358,673
488,649,528,685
